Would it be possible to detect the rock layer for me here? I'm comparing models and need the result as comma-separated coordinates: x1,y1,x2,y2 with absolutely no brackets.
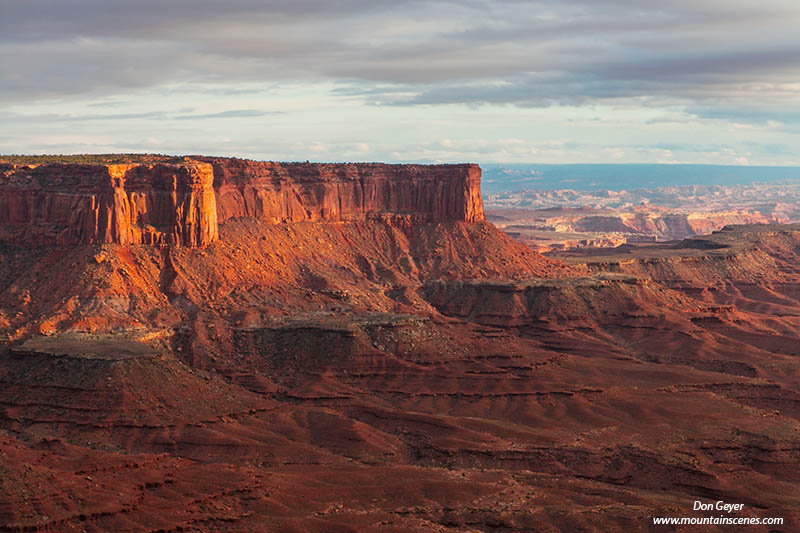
0,162,218,247
0,159,485,247
202,158,484,225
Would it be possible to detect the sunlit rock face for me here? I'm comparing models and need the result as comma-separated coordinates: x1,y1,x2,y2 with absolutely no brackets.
0,161,219,247
0,159,484,248
204,158,484,224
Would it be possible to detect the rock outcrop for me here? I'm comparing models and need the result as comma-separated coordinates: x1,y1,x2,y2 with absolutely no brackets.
0,162,218,247
0,158,485,247
204,158,484,224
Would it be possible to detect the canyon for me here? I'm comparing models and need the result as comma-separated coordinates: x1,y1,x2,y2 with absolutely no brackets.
486,183,800,252
0,155,798,531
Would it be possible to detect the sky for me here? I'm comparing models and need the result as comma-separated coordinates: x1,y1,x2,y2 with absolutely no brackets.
2,0,800,165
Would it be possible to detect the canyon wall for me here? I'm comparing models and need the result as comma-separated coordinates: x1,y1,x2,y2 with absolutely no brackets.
0,159,485,247
0,162,218,247
202,158,484,225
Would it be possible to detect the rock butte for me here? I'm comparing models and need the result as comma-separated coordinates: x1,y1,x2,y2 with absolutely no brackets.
0,158,484,247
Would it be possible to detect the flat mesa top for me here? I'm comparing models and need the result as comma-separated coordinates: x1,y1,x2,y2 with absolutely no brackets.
0,154,478,168
0,154,187,165
15,335,158,360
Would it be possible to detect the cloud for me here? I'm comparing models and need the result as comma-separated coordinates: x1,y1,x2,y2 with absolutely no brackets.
2,0,799,120
173,109,280,120
3,0,800,165
0,109,278,123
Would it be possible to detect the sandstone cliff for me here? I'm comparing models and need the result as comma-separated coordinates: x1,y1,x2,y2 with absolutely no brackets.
0,158,485,247
203,158,484,224
0,162,218,247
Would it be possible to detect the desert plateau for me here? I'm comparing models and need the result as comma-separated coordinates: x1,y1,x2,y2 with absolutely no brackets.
0,155,797,531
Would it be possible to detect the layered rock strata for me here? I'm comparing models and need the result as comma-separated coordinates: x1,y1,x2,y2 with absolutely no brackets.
0,162,218,247
202,159,484,224
0,159,484,247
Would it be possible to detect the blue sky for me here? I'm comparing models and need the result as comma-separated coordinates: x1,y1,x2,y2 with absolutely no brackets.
2,0,800,164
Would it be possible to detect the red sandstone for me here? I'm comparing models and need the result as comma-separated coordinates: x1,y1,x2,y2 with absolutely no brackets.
0,159,484,248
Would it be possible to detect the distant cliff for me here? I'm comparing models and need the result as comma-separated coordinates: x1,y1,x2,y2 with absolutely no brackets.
0,158,485,247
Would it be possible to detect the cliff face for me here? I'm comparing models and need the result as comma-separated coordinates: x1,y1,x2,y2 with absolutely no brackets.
203,158,484,224
0,162,218,247
0,158,485,247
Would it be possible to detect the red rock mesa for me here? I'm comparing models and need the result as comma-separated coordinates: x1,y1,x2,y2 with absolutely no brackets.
0,159,484,248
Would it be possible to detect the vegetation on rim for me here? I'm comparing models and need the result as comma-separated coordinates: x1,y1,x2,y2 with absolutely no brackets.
0,153,186,165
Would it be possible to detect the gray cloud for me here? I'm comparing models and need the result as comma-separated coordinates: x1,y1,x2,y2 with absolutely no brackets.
173,109,281,120
1,0,800,125
0,108,279,126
